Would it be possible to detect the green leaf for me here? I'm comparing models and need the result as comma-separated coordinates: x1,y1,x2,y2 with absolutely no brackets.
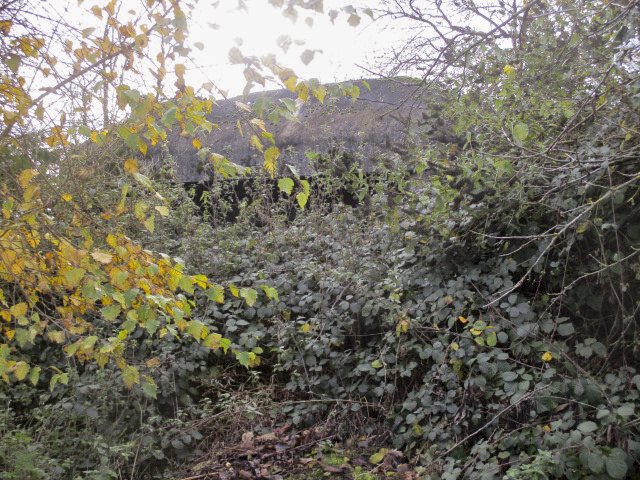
236,351,252,368
371,360,383,368
101,305,121,321
64,268,86,287
587,451,604,474
577,421,598,433
605,449,628,479
278,177,294,195
512,123,529,145
29,366,40,386
161,106,177,127
179,275,194,294
205,285,224,303
486,333,497,347
557,322,575,336
81,335,98,350
616,404,634,417
122,365,140,389
240,288,258,307
6,55,20,73
296,192,308,210
141,380,157,399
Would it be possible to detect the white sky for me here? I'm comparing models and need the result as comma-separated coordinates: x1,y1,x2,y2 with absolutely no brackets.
182,0,391,96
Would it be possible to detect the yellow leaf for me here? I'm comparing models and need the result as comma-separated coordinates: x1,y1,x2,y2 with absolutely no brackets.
143,214,155,232
470,328,482,335
175,63,186,78
91,251,113,264
61,194,72,202
9,302,27,319
457,316,468,323
249,134,263,152
146,357,161,367
154,205,169,216
541,351,553,362
284,76,297,92
299,323,310,333
250,118,266,132
192,138,202,149
48,330,65,343
18,169,38,188
124,158,138,174
264,146,280,177
576,221,589,234
451,342,459,351
91,5,102,18
106,234,118,248
13,361,29,381
503,64,515,75
192,274,208,289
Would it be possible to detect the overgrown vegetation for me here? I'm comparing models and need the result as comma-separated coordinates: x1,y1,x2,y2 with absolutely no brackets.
1,0,639,478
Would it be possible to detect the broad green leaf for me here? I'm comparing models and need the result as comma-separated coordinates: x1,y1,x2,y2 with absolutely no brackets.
557,322,575,336
512,123,529,145
577,421,598,433
296,192,308,210
605,449,628,479
205,285,224,303
141,380,157,399
64,268,86,288
144,214,155,233
486,333,497,347
278,177,294,195
29,366,40,385
236,351,252,368
101,305,121,321
161,106,177,127
371,360,383,368
240,288,257,307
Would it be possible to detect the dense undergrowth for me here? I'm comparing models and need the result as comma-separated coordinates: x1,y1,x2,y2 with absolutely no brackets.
2,0,640,479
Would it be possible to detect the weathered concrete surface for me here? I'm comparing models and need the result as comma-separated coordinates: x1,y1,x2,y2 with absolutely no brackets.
161,78,437,183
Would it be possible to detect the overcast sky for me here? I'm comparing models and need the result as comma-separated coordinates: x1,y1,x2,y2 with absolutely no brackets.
165,0,397,97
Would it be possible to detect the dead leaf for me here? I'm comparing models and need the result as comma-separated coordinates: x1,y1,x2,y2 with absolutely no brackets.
241,432,254,449
256,432,277,442
320,463,344,473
